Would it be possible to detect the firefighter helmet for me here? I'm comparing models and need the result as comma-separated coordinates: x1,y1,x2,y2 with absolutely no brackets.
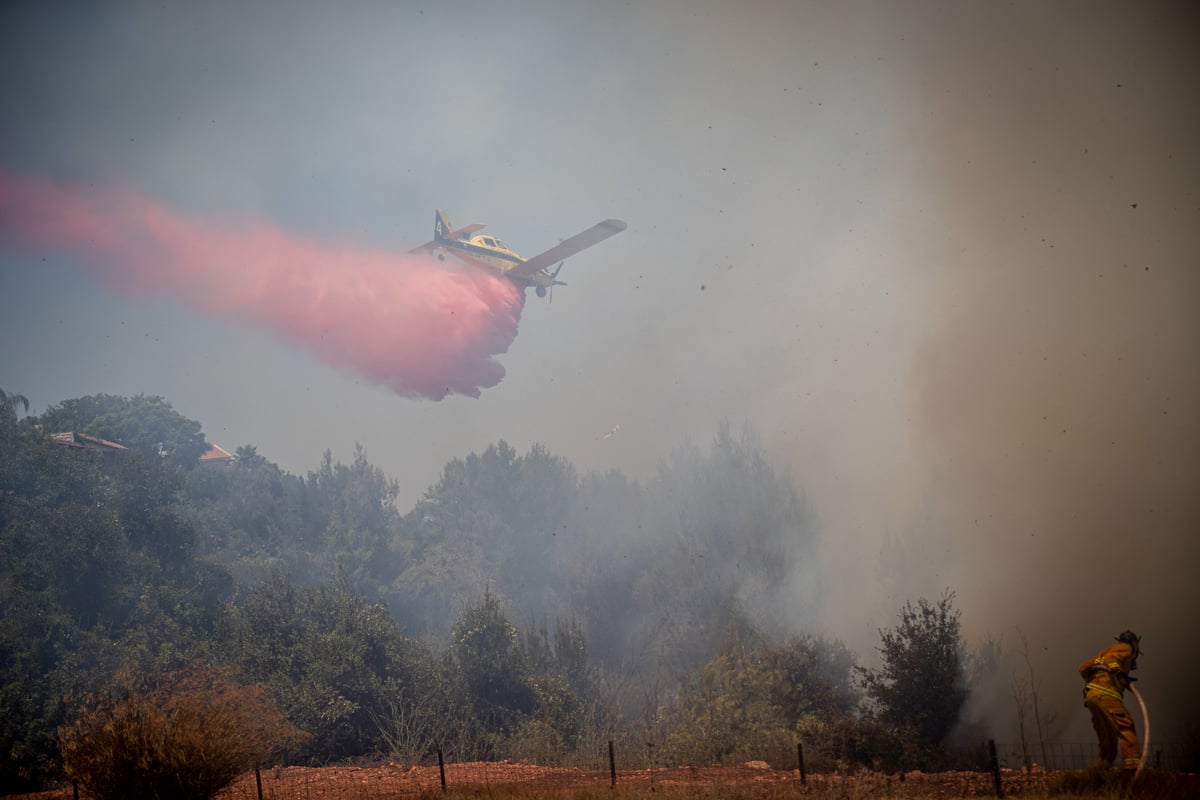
1115,629,1141,657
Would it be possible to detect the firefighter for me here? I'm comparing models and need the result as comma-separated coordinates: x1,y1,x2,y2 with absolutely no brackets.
1078,630,1141,771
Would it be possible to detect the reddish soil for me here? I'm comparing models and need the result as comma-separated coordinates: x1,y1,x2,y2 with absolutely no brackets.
13,761,1197,799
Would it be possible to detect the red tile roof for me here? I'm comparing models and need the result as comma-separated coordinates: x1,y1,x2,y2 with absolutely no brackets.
199,443,237,463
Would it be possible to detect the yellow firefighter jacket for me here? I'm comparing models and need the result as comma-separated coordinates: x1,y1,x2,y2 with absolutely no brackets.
1079,642,1136,699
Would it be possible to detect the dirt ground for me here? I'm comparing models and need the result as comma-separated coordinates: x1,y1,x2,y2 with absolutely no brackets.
12,761,1198,799
215,761,1045,797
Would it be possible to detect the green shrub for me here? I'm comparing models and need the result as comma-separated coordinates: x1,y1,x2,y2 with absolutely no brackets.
805,711,907,773
58,665,307,800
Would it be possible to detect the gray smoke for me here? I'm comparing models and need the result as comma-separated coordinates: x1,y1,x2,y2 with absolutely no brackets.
1,0,1196,748
896,2,1200,743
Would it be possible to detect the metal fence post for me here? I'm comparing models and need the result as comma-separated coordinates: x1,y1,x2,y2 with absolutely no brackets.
988,739,1004,798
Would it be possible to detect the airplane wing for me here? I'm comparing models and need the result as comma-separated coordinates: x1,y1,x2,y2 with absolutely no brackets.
506,218,627,278
445,223,486,241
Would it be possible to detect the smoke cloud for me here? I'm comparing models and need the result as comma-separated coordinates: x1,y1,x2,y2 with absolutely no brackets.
0,168,524,399
898,4,1200,740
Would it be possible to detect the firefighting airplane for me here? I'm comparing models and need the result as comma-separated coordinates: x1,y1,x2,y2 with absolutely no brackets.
409,209,627,298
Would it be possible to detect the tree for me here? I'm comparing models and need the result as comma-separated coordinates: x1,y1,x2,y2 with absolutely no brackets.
661,630,859,768
857,592,968,767
390,441,578,637
444,588,561,761
663,631,794,767
0,418,225,791
513,615,596,763
771,634,861,720
104,451,197,576
184,446,313,576
219,573,435,761
233,444,266,468
0,389,30,429
306,445,401,596
640,421,818,674
1011,627,1055,768
452,589,537,728
39,394,208,465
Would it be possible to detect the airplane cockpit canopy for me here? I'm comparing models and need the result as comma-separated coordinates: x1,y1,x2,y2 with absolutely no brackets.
476,235,510,251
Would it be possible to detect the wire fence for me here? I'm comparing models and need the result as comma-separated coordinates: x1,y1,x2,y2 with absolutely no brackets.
206,740,1197,800
989,740,1195,772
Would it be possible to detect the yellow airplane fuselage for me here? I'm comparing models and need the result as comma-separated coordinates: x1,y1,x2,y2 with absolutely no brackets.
444,236,557,289
411,209,626,298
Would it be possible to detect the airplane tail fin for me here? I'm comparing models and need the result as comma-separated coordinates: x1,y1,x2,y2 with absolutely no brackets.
434,209,452,243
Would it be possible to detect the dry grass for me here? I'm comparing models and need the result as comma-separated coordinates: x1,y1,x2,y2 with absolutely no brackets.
16,761,1198,800
57,665,307,800
1045,766,1200,799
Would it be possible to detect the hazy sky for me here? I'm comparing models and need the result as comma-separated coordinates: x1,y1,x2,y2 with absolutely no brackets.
2,1,1197,742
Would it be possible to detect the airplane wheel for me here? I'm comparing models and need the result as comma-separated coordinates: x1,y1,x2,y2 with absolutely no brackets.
437,253,445,261
536,286,547,298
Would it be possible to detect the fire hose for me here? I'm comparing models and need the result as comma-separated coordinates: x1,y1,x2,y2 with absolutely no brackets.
1129,683,1150,779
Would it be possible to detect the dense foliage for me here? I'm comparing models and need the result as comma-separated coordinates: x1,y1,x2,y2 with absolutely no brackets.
662,631,860,768
40,393,209,465
219,573,434,761
1,390,989,792
856,592,969,769
0,401,225,792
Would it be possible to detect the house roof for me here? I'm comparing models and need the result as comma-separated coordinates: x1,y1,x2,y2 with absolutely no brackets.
199,443,237,463
50,431,127,452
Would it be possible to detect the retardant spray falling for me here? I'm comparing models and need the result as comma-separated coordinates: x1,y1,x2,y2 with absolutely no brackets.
0,168,524,399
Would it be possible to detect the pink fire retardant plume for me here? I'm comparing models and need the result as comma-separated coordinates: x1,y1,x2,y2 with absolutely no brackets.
0,168,525,399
